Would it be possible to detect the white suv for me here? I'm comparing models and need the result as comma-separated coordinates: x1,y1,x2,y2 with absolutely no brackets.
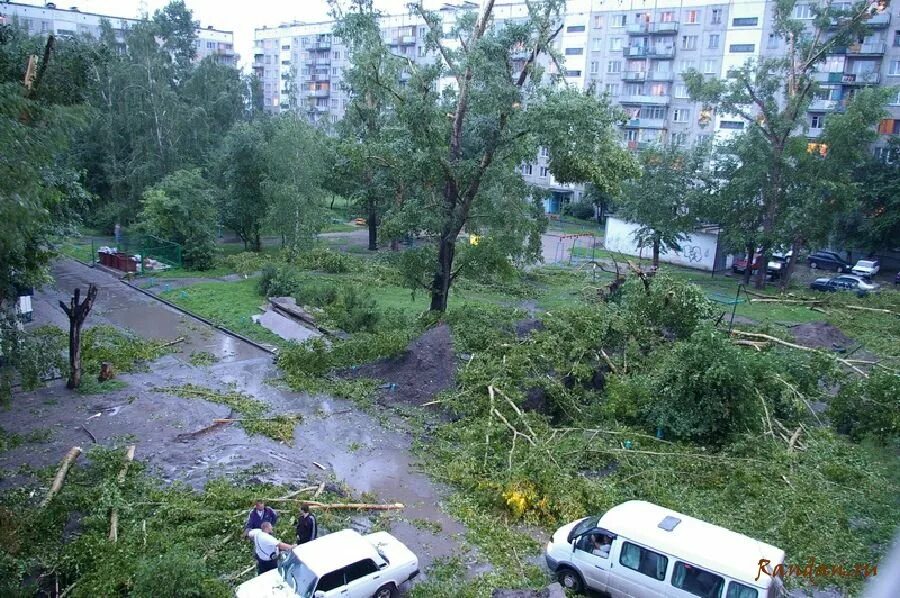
236,529,419,598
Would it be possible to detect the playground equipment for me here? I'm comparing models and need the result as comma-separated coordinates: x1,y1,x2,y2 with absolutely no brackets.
552,233,598,264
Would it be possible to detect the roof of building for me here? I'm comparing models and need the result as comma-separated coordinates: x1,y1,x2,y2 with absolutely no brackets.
599,501,785,589
292,529,381,576
2,2,232,34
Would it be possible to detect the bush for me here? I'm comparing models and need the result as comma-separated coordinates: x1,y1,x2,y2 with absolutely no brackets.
620,273,714,339
828,369,900,443
562,199,596,221
132,547,231,598
324,285,380,333
224,252,265,276
257,263,301,297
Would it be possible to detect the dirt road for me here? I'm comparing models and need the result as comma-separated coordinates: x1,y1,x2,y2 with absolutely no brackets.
0,259,484,580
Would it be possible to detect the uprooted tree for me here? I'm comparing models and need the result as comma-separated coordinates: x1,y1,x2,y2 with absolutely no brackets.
60,284,98,389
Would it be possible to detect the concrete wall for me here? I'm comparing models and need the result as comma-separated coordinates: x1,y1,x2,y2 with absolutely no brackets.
603,216,731,271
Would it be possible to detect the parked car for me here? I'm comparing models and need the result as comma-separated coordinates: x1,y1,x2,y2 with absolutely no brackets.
732,254,763,274
766,251,793,279
851,259,880,278
807,251,850,272
236,529,419,598
810,275,880,294
545,500,785,597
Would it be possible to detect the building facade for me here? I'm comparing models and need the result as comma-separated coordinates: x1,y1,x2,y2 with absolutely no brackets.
0,1,238,66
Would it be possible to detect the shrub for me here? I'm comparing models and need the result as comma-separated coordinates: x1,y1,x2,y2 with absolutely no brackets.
829,369,900,443
132,547,231,598
562,198,596,221
224,252,265,276
257,263,301,297
324,285,380,333
620,273,714,339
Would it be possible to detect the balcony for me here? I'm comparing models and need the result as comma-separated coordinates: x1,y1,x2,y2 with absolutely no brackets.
310,37,332,50
648,71,674,82
836,42,887,55
626,21,679,35
391,34,416,46
807,127,823,138
866,11,891,27
622,71,647,82
809,98,838,111
843,71,881,84
308,88,330,98
624,45,676,59
625,117,667,129
621,94,670,105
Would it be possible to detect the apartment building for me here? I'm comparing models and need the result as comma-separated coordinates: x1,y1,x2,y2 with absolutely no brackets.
252,1,897,210
0,1,238,66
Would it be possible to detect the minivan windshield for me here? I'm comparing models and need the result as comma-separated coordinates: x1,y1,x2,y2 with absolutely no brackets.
279,553,318,598
567,516,601,543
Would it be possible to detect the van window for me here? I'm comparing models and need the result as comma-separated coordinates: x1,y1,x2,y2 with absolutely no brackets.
673,561,725,597
344,559,378,582
620,541,668,581
726,581,759,598
317,569,345,592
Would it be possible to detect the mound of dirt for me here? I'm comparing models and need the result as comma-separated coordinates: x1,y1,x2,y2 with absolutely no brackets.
789,322,856,351
346,324,456,407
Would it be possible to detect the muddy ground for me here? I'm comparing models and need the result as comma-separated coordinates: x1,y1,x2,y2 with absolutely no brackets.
0,259,486,583
345,324,457,408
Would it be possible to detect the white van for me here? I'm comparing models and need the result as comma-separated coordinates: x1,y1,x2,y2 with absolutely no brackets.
545,501,785,598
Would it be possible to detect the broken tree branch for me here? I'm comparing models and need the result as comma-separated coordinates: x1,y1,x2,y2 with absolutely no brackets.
302,500,404,511
109,445,136,542
41,446,82,507
730,330,870,377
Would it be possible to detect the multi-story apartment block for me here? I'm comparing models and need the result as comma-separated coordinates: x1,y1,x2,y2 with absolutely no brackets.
252,1,899,211
0,1,238,66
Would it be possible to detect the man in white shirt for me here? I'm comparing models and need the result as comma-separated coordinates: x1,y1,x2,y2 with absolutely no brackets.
248,521,295,575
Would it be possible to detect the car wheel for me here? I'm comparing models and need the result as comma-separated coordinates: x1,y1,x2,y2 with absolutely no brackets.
810,261,818,269
557,567,584,593
374,583,396,598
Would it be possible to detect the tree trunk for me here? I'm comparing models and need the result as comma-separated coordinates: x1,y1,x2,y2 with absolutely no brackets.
60,285,99,390
390,239,399,251
652,238,660,268
429,234,456,312
755,146,783,289
779,238,803,290
742,243,754,286
367,200,378,251
753,245,769,290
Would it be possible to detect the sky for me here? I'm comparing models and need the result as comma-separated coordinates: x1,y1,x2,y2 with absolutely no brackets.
14,0,425,70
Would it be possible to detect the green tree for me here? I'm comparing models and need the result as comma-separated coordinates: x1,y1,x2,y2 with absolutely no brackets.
139,169,217,270
686,0,882,288
262,117,328,250
616,143,709,268
213,120,270,251
371,1,634,311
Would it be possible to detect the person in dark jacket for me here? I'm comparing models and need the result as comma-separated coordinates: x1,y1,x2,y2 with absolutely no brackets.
295,504,317,544
243,500,278,537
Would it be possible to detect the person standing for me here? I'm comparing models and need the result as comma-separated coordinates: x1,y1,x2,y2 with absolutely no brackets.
244,500,278,536
248,522,294,575
114,222,121,245
295,504,317,544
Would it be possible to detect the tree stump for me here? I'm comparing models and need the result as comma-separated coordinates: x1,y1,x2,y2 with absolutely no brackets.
60,284,99,389
98,362,115,382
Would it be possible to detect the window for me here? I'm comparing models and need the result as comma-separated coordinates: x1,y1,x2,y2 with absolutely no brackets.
649,83,668,96
674,83,688,98
767,34,779,49
892,88,900,105
604,83,620,96
624,129,638,142
641,106,666,119
608,60,622,73
610,37,623,51
726,581,760,598
565,47,584,55
703,60,717,74
708,34,720,49
711,9,722,25
330,99,339,108
539,166,549,178
682,35,698,50
732,17,759,26
590,61,599,74
281,44,291,50
730,44,755,53
344,560,378,583
539,146,549,157
673,108,690,122
679,60,696,73
894,30,900,47
720,120,745,129
620,542,668,581
316,570,345,592
591,37,603,50
566,70,582,77
660,11,675,22
792,4,813,19
672,562,725,597
593,15,603,28
567,25,586,33
673,132,688,146
686,9,700,24
890,60,900,75
612,14,626,27
878,118,900,134
521,163,533,175
332,67,339,75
